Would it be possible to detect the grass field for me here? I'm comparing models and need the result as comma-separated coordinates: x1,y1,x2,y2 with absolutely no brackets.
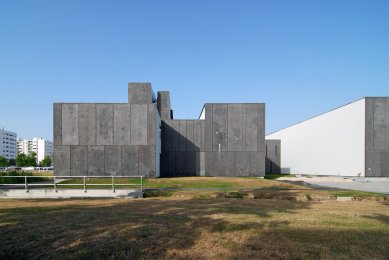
1,197,388,259
57,176,304,190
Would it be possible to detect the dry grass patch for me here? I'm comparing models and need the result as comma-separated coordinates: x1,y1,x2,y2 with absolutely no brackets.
1,198,388,259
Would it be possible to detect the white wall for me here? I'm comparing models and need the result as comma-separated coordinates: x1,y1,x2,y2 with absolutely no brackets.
266,99,366,176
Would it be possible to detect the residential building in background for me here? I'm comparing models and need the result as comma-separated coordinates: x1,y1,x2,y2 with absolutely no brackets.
17,138,53,163
266,97,389,177
0,127,17,159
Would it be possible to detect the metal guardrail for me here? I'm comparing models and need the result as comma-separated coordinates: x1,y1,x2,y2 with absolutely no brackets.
0,175,143,193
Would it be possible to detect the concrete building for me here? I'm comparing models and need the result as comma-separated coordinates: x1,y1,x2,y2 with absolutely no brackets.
265,140,281,174
17,138,53,163
53,83,266,177
266,97,389,177
0,127,17,159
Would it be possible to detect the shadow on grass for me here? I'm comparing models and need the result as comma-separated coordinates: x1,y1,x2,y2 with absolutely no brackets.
0,198,388,259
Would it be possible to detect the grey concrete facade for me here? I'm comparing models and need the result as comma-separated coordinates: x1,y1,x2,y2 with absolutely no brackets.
365,97,389,177
53,83,161,177
159,103,266,177
54,83,265,177
265,140,281,174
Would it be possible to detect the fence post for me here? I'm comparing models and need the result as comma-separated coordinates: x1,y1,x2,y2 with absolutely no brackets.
25,176,28,192
54,176,57,192
141,176,143,193
112,176,115,192
83,176,86,192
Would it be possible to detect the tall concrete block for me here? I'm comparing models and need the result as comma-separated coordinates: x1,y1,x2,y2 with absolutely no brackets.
88,146,105,176
381,151,389,177
219,152,235,177
70,146,88,176
53,104,62,145
196,152,205,176
193,121,202,152
122,146,138,176
157,91,171,120
96,104,114,145
79,104,96,145
373,99,388,149
257,104,266,152
130,104,148,145
128,83,153,104
205,152,218,176
113,104,131,145
179,120,187,151
366,150,381,177
168,152,176,176
171,121,180,151
62,104,79,145
204,104,213,151
227,104,243,151
235,152,250,177
54,145,70,176
105,146,121,176
139,146,156,177
265,140,281,174
212,104,228,152
147,104,156,146
243,104,258,151
186,120,194,151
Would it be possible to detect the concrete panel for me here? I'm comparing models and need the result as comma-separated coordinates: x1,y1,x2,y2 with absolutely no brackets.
175,151,185,176
139,146,156,177
53,104,62,145
219,152,235,177
79,104,96,145
160,152,168,176
193,121,202,152
105,146,121,176
365,98,374,150
227,104,243,151
205,152,218,176
189,151,196,176
128,83,153,104
70,146,88,176
204,104,213,151
243,104,258,151
196,152,205,176
121,146,138,176
373,99,387,149
380,151,389,177
186,121,194,151
113,104,131,145
147,104,156,146
249,152,265,177
131,104,148,145
257,104,266,152
366,150,381,177
168,152,176,176
62,104,79,145
88,146,105,176
53,145,70,176
212,104,228,152
96,104,114,145
265,140,281,174
171,121,180,151
235,152,250,177
179,121,187,151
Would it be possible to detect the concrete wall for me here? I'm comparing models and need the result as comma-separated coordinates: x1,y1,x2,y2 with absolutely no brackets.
266,99,366,176
160,103,265,177
365,97,389,177
54,84,159,177
265,140,281,174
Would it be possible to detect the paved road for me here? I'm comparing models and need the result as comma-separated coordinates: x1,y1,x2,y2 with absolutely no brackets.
279,176,389,194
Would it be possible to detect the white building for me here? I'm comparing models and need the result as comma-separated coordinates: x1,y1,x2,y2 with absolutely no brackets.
17,138,53,163
266,97,389,177
0,127,17,159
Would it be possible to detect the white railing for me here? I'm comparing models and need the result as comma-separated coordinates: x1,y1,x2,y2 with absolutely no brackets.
0,175,143,193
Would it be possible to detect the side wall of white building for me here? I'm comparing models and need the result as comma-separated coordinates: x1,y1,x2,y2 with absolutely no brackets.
266,99,366,176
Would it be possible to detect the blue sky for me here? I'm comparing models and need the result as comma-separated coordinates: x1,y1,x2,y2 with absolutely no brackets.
1,0,388,139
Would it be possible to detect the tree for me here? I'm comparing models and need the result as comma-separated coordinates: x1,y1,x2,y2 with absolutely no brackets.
39,156,52,167
16,153,28,167
8,158,16,166
26,152,37,167
0,156,9,167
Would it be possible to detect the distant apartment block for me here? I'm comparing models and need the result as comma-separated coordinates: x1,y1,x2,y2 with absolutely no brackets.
17,138,53,163
0,127,17,159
